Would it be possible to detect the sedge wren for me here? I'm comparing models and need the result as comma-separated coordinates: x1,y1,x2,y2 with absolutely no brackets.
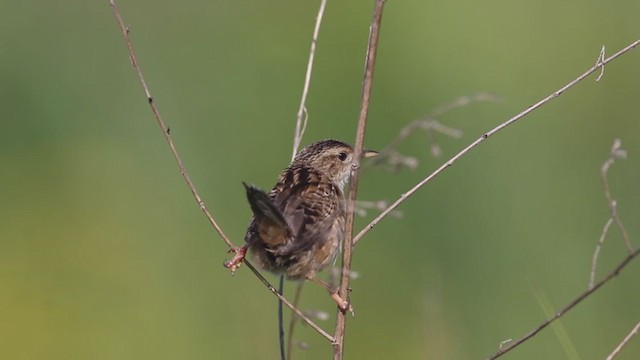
224,139,377,310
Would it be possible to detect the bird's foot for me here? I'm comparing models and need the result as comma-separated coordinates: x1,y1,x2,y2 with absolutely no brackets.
307,275,355,316
330,291,355,317
223,245,248,274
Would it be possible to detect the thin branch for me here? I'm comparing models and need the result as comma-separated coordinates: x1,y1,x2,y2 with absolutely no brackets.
590,217,615,288
606,320,640,360
109,0,234,249
333,1,386,359
287,282,306,360
531,283,580,360
485,247,640,360
601,139,631,251
109,0,333,343
278,276,285,360
590,139,629,288
244,261,334,342
292,0,329,160
353,38,640,246
283,1,330,353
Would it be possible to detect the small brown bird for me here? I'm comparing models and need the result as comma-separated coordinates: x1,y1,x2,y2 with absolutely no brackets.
224,139,377,310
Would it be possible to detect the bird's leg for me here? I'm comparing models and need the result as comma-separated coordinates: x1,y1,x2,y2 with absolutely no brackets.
223,245,248,274
307,276,353,315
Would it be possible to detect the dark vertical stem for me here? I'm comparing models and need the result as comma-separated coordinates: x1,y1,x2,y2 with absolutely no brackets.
278,274,286,360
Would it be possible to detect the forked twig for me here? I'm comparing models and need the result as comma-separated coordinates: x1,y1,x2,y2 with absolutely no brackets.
353,38,640,246
108,0,332,343
600,139,632,251
589,139,629,288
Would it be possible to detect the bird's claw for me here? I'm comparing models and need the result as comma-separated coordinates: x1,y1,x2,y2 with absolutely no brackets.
223,246,248,274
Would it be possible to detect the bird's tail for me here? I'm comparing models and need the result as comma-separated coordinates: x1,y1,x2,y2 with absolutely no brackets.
242,182,291,246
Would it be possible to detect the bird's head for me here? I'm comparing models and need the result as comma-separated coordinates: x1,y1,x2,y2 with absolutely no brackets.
293,139,377,189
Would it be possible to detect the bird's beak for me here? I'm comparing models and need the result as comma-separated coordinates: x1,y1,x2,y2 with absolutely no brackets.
362,149,379,158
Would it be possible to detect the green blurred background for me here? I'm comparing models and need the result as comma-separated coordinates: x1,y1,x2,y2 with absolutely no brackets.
1,1,639,359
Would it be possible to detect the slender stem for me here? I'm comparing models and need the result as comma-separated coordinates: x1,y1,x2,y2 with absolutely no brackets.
109,0,235,248
353,38,640,246
600,139,632,252
292,0,329,160
590,139,629,288
278,275,285,360
285,1,330,352
244,262,334,342
332,1,386,359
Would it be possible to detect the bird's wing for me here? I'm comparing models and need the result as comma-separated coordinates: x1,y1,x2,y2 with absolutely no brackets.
273,178,343,254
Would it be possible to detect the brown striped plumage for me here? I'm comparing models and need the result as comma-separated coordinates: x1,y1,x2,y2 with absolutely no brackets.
245,139,353,280
224,139,377,310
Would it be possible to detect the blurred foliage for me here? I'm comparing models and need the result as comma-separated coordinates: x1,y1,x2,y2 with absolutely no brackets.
1,0,639,359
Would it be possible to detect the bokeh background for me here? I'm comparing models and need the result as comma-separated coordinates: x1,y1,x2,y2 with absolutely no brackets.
2,1,639,359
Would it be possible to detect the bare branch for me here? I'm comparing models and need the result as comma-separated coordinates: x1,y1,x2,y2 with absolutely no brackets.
485,247,640,360
244,262,334,342
292,0,329,160
332,1,386,358
601,139,631,251
109,0,333,343
590,217,615,288
531,283,580,359
606,320,640,360
590,139,629,288
353,39,640,246
109,0,234,249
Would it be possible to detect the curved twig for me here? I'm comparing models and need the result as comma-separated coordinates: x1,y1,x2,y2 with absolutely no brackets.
109,0,234,249
108,0,332,343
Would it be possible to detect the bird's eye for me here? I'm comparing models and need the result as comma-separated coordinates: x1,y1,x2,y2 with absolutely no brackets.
338,152,348,161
